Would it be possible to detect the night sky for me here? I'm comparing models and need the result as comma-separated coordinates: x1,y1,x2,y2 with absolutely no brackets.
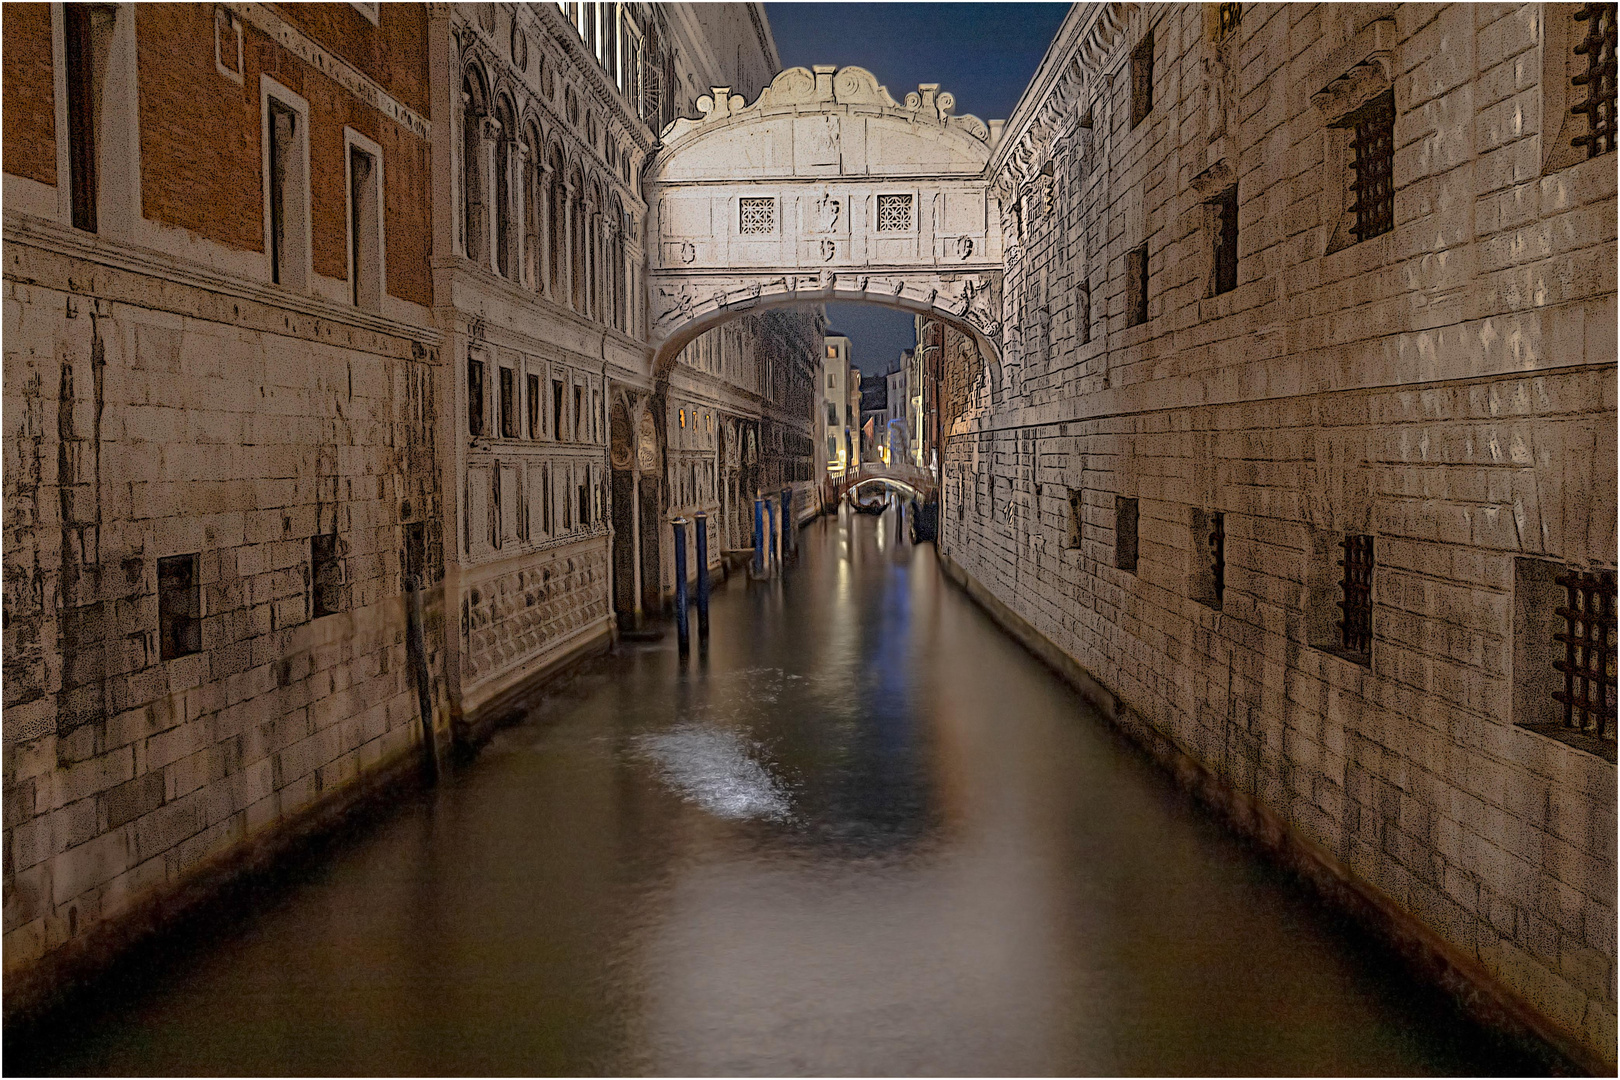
764,2,1073,374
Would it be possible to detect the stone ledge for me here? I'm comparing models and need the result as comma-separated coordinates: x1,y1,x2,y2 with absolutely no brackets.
936,548,1611,1077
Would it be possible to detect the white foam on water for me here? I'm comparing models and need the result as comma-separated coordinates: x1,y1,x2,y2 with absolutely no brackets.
635,726,793,822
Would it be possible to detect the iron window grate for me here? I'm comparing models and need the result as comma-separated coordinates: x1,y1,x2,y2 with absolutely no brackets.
1553,569,1618,741
1346,92,1395,242
1337,534,1374,660
1209,511,1225,607
1573,3,1619,158
1215,3,1242,41
739,197,775,234
877,194,913,232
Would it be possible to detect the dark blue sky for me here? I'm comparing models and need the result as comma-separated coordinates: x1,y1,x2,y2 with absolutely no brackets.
764,2,1071,373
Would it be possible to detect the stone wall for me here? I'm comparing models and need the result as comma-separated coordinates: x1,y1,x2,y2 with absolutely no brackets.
941,2,1617,1067
1,234,446,998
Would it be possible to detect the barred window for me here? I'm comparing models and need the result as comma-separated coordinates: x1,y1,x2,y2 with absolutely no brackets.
1208,511,1225,608
877,193,914,232
739,197,775,234
1337,534,1374,662
1343,91,1395,242
1572,3,1618,157
1126,242,1148,326
1130,31,1154,128
1553,569,1617,741
1214,2,1242,41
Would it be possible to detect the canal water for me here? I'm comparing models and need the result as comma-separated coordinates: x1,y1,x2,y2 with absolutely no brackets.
13,510,1536,1076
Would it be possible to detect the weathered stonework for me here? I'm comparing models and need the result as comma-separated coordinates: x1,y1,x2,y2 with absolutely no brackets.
936,2,1618,1068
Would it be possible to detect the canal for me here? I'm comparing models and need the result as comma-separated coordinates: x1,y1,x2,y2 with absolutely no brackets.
13,510,1538,1075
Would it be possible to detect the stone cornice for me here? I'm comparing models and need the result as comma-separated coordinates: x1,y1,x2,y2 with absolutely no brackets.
988,2,1137,188
4,213,441,350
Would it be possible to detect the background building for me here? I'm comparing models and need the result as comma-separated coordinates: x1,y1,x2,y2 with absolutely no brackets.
820,332,854,477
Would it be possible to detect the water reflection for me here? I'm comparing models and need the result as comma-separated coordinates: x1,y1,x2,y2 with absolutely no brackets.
11,506,1540,1077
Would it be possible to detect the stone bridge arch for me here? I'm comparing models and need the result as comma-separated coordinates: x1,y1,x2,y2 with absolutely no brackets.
645,65,1005,377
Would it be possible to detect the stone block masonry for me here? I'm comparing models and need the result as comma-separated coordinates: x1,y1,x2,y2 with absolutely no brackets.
941,2,1617,1070
1,234,446,1016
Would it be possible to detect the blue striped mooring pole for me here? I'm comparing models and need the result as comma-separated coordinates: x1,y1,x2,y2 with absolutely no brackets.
672,517,690,654
753,497,765,578
693,510,710,640
767,495,779,568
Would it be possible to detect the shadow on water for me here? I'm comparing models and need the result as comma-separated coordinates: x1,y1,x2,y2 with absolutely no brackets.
8,507,1552,1076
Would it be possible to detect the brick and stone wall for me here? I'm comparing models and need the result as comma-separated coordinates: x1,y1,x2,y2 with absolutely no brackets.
941,2,1617,1066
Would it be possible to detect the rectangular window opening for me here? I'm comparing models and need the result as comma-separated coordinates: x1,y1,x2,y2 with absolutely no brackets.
1064,488,1083,550
1130,30,1154,128
499,366,516,438
266,95,309,290
527,373,541,438
468,357,485,436
311,533,343,618
1115,496,1138,573
552,378,566,440
157,554,201,660
1126,242,1148,327
1336,534,1374,663
574,385,584,441
64,4,101,233
347,142,381,309
1212,185,1238,296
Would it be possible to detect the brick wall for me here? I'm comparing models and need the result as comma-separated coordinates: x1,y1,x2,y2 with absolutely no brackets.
942,2,1617,1065
2,3,57,188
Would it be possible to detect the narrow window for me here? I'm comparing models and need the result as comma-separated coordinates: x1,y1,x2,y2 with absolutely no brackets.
1130,31,1154,128
499,367,516,438
1214,2,1242,41
574,385,584,441
1208,511,1225,609
348,142,381,309
1126,242,1148,326
579,472,591,528
157,554,200,660
311,534,343,617
64,5,99,233
1552,569,1617,739
552,377,566,440
1078,279,1092,344
1345,91,1395,242
1212,185,1238,296
1065,488,1083,549
1115,496,1138,573
1337,534,1374,663
468,357,486,436
562,463,573,530
527,373,541,438
462,75,486,263
1572,3,1619,157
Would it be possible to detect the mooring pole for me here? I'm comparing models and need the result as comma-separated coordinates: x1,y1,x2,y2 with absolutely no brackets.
404,574,438,781
753,497,766,578
767,495,779,570
780,487,794,559
694,510,710,641
672,517,690,654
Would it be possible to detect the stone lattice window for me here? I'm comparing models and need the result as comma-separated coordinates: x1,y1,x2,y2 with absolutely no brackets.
1572,3,1619,157
499,366,516,438
1552,569,1617,740
877,193,914,232
1337,534,1374,662
468,357,486,437
1345,92,1395,242
739,197,775,234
